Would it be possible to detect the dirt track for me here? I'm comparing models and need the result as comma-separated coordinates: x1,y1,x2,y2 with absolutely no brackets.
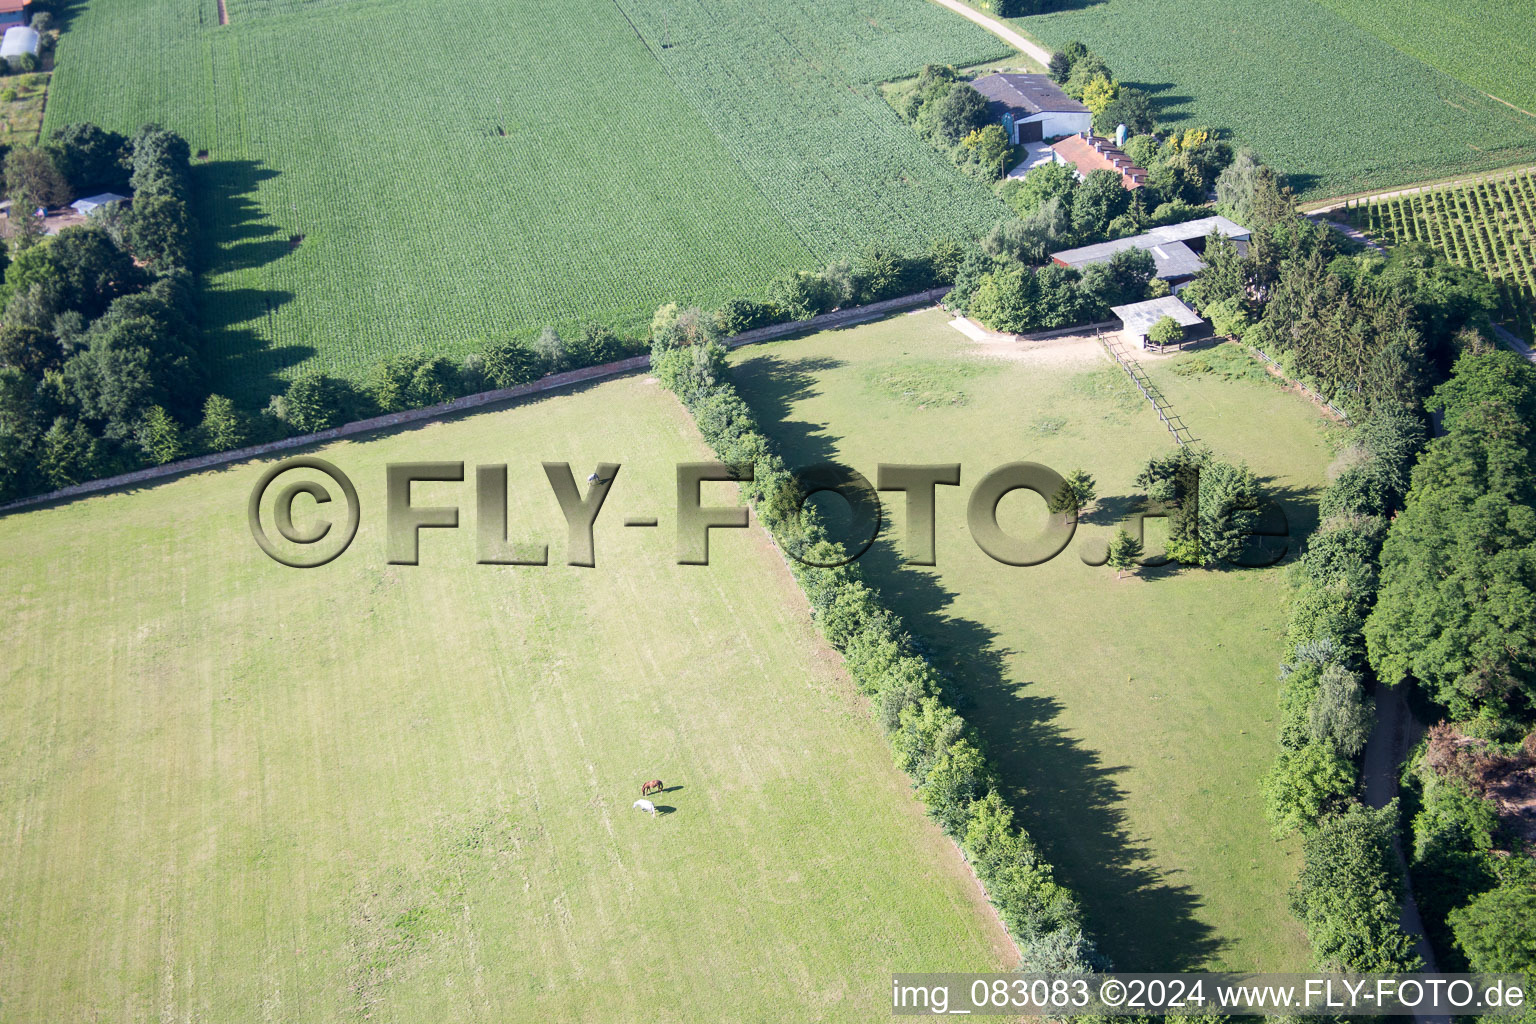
924,0,1052,66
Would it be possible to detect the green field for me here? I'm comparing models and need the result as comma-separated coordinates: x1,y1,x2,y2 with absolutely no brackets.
999,0,1536,200
731,310,1332,969
1310,0,1536,118
0,374,1017,1022
42,0,1009,401
1345,171,1536,340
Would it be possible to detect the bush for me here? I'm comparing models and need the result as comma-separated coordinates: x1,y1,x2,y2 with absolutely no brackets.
1290,801,1421,971
766,268,839,321
480,336,543,388
276,371,347,433
713,296,782,335
1263,742,1355,836
1449,856,1536,974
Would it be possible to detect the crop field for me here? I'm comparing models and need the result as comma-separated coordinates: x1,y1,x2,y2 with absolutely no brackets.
1310,0,1536,119
997,0,1536,200
1344,171,1536,340
0,373,1016,1022
42,0,1008,402
731,311,1331,970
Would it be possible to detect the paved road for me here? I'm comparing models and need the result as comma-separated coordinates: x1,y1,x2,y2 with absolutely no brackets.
925,0,1053,66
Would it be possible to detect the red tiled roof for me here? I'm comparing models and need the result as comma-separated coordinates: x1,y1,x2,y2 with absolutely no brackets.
0,0,31,14
1049,134,1146,190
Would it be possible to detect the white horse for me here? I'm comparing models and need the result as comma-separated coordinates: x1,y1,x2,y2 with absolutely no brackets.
632,799,657,815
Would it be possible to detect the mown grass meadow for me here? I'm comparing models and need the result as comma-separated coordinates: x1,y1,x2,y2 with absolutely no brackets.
0,374,1016,1022
731,311,1331,970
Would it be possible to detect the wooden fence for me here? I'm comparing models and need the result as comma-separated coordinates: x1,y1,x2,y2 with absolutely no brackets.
1096,329,1198,446
1245,343,1352,422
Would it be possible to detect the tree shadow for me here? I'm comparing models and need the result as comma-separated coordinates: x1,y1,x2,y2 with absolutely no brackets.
730,352,845,469
1033,0,1109,11
1285,171,1322,197
732,351,1223,970
191,159,313,405
1126,82,1195,127
42,0,88,32
862,533,1221,969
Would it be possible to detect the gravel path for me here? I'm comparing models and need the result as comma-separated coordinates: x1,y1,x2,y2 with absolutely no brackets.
1305,164,1536,215
925,0,1052,67
1362,684,1445,999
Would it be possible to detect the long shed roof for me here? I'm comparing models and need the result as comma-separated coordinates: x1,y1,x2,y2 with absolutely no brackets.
1110,296,1205,336
1050,215,1252,278
971,73,1088,117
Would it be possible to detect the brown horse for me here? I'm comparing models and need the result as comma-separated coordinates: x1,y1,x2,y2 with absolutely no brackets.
640,779,663,796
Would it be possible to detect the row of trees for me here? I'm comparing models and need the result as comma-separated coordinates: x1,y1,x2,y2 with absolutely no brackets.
1367,354,1536,985
1184,154,1497,418
950,247,1156,335
264,323,648,435
648,302,1105,973
1366,351,1536,729
1259,404,1427,969
1260,348,1535,979
260,240,968,438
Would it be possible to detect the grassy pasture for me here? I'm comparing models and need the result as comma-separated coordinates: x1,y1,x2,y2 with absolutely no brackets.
998,0,1536,200
0,374,1016,1022
43,0,1008,400
0,71,48,148
730,310,1332,970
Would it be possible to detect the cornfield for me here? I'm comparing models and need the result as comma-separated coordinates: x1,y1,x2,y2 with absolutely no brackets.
43,0,1009,401
1009,0,1536,200
1345,172,1536,341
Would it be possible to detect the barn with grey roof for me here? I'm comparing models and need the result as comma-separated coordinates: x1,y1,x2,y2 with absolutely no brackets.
970,73,1091,144
1050,215,1251,285
1110,296,1209,350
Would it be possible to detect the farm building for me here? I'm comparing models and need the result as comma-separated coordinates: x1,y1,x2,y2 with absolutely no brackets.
1050,215,1251,286
1050,133,1147,190
971,73,1091,144
70,193,128,215
1111,295,1208,350
0,0,29,31
0,23,37,58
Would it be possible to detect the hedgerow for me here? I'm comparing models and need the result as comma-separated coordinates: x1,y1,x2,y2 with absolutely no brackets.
649,304,1105,972
1259,404,1427,970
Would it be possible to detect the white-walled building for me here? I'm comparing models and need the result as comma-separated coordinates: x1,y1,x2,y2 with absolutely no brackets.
970,73,1091,145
